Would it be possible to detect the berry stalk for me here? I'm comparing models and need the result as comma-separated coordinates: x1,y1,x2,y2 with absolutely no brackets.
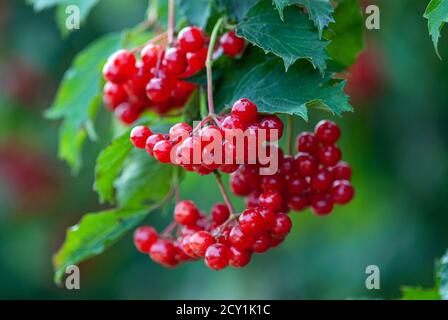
287,115,294,155
167,0,176,46
214,171,235,216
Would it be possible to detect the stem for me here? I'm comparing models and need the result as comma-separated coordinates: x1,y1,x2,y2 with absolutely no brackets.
214,171,235,215
206,18,225,115
287,115,294,155
167,0,175,46
161,221,177,238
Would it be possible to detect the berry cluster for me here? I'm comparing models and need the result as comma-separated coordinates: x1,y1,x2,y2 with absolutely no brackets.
230,120,355,215
129,98,284,175
102,28,246,125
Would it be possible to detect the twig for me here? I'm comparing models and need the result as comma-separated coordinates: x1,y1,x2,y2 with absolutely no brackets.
213,171,235,215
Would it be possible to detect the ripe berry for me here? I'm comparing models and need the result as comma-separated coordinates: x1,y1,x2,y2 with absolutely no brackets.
200,125,222,145
230,173,251,196
145,134,165,156
288,194,309,212
153,140,173,163
311,169,333,191
130,126,152,149
315,120,341,145
115,102,141,125
287,175,309,195
310,193,334,216
133,226,158,253
260,115,284,141
103,82,127,110
220,30,245,57
251,232,271,253
258,207,276,230
245,191,261,208
297,132,318,154
271,214,292,238
211,203,230,225
231,98,258,124
238,208,265,234
177,26,205,53
229,246,251,268
259,191,283,212
162,47,187,76
174,200,200,226
261,174,283,192
221,115,245,135
183,48,207,77
103,49,137,84
141,44,164,69
318,145,342,167
190,231,215,257
229,224,254,250
149,239,177,267
205,243,230,270
331,161,352,180
169,122,192,143
146,77,172,103
295,153,318,176
279,155,295,175
331,180,354,204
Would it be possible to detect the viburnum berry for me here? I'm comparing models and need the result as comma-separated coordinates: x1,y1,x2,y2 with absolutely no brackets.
230,173,251,196
134,226,158,253
169,122,192,143
251,231,271,253
153,140,173,163
260,115,284,141
162,47,187,76
149,239,177,267
141,44,164,69
205,243,230,270
238,208,265,234
145,134,165,156
318,145,342,167
130,125,152,149
103,82,127,110
315,120,341,145
177,26,205,53
295,153,318,176
146,77,172,103
331,161,352,180
310,193,334,216
220,30,245,57
114,102,142,125
287,194,309,212
297,132,318,154
331,180,355,204
311,169,333,192
102,49,137,84
271,214,292,238
174,200,200,226
259,191,283,212
211,203,230,225
190,231,215,257
261,174,284,192
231,98,258,124
229,224,254,250
287,175,309,195
229,246,251,268
258,207,276,230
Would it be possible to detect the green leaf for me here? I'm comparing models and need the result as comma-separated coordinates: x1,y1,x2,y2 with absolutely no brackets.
272,0,334,38
324,0,364,69
237,0,328,72
220,59,351,120
94,130,134,204
53,207,147,285
215,0,258,21
177,0,212,28
401,286,441,300
45,33,122,173
440,249,448,299
115,150,175,208
27,0,100,36
424,0,448,58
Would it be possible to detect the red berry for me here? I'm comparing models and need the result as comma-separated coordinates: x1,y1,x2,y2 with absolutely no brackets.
231,98,258,124
146,77,172,103
237,164,260,189
130,125,152,149
331,161,352,180
115,102,142,125
287,175,309,195
238,208,265,234
294,152,318,176
221,115,245,135
251,231,271,253
190,231,215,257
149,239,177,267
288,194,309,212
103,82,127,110
230,173,251,196
261,174,284,192
145,134,165,156
205,243,230,270
271,214,292,238
259,191,283,212
162,47,187,76
279,155,296,175
229,224,254,250
219,164,240,174
211,203,230,225
297,132,318,154
181,235,200,259
169,122,192,143
310,193,334,216
220,30,245,57
331,180,354,204
270,236,285,248
318,145,342,167
200,125,222,145
177,26,205,53
183,47,207,77
174,241,191,262
153,140,173,163
311,169,334,191
245,191,261,208
133,226,158,253
229,246,251,268
315,120,341,145
260,115,284,141
258,207,276,230
102,49,137,84
174,200,200,226
141,44,164,69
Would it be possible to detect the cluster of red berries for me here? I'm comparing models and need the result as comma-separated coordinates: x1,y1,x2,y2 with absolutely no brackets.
102,28,246,125
129,98,284,175
230,120,355,215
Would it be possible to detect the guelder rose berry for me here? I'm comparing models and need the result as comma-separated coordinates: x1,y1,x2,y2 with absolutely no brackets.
174,200,200,226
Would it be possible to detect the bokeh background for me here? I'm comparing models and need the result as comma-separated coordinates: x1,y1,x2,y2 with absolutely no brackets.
1,0,447,299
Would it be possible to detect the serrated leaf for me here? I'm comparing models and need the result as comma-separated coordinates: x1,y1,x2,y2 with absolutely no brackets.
177,0,212,28
115,150,175,208
401,286,441,300
237,0,328,72
53,207,147,285
27,0,100,36
272,0,334,38
221,59,351,120
215,0,258,21
324,0,364,69
45,33,122,173
94,130,133,204
440,249,448,299
424,0,448,58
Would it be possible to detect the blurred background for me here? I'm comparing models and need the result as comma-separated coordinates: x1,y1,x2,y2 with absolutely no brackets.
1,0,447,299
